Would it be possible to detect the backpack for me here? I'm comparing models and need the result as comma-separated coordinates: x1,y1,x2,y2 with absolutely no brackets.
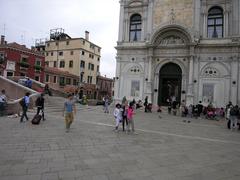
19,97,25,107
230,107,238,116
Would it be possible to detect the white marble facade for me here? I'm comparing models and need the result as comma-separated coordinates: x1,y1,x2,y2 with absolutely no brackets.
115,0,240,107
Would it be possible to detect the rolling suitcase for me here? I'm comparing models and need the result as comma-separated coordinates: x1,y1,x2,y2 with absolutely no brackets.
227,119,231,129
31,114,42,125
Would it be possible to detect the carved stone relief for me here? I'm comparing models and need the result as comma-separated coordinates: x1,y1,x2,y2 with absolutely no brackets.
160,35,185,45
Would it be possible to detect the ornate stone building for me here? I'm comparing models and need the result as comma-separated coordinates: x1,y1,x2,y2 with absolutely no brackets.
115,0,240,107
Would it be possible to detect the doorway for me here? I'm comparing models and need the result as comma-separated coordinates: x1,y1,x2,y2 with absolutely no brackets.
158,63,182,105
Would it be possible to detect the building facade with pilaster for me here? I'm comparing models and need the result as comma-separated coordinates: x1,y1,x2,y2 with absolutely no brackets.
115,0,240,107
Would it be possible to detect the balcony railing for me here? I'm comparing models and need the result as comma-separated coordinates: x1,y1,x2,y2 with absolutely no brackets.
19,61,30,68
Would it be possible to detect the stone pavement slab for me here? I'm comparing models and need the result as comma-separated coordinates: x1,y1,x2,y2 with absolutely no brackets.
0,100,240,180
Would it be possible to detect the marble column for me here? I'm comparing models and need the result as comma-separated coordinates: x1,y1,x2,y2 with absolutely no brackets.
203,12,207,38
147,0,153,39
186,56,194,105
118,1,125,42
231,56,239,105
114,57,121,101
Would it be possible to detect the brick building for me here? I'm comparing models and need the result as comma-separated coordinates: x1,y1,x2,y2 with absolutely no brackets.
96,75,114,100
0,35,45,82
44,67,79,94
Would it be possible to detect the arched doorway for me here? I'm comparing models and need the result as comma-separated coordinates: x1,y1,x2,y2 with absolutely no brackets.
158,63,182,105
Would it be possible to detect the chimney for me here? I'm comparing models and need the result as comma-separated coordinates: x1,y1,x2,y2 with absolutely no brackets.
1,35,5,45
85,31,89,41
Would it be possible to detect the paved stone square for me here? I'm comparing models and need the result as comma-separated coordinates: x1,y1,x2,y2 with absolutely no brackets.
0,97,240,180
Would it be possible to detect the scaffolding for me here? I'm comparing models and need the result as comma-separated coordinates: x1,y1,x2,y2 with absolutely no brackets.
50,28,71,41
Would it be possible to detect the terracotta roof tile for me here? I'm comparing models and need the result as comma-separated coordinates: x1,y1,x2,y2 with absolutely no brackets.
5,42,43,56
44,67,79,78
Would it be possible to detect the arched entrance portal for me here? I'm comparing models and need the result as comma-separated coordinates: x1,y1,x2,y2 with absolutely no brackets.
158,63,182,105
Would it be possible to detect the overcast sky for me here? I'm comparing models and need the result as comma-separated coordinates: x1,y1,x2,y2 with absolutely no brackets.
0,0,120,78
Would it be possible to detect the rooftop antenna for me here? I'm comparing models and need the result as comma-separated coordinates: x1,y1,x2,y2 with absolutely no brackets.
3,24,6,36
21,31,26,44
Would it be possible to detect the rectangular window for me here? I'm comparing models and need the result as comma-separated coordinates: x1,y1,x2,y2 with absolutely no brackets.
82,51,85,55
80,60,85,68
21,57,28,63
46,52,49,56
51,52,54,56
7,72,13,77
59,61,65,68
53,76,57,83
82,40,85,45
59,51,63,56
88,63,91,70
66,41,69,45
35,76,40,82
90,44,94,49
97,65,99,72
87,76,92,84
97,57,100,61
80,74,84,82
91,64,94,71
73,79,77,85
70,51,74,55
0,53,4,60
53,61,57,67
66,78,71,85
131,80,140,97
89,54,91,58
59,77,65,86
203,84,214,103
45,74,49,82
69,60,73,68
35,59,41,66
56,42,58,46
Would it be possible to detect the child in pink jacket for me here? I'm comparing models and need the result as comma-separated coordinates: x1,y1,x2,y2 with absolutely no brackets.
127,102,136,134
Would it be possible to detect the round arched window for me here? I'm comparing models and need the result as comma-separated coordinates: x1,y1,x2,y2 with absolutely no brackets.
207,7,224,38
129,14,142,41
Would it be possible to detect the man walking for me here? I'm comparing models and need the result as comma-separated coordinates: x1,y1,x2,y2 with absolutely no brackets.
35,93,45,121
63,94,76,132
20,92,30,122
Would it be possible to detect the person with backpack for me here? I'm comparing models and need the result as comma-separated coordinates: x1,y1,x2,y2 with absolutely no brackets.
35,93,45,121
229,105,239,130
20,92,30,122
